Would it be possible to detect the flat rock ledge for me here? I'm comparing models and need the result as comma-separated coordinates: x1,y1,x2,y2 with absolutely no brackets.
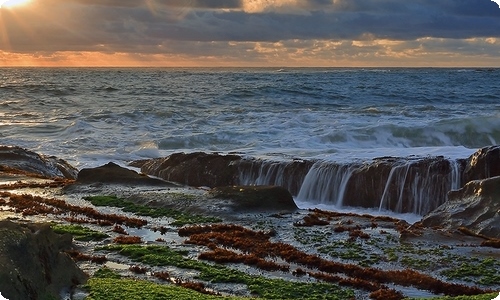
0,220,87,300
0,145,78,179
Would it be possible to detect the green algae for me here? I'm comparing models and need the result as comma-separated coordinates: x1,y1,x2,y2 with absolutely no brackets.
318,240,381,267
86,277,246,300
51,224,109,241
441,257,500,286
84,195,221,226
97,244,355,300
415,293,500,300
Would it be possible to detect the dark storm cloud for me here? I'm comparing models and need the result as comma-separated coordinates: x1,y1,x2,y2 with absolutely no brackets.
162,0,242,9
159,0,500,42
1,0,499,55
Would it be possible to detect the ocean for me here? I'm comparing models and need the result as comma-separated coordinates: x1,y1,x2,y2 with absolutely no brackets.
1,67,499,219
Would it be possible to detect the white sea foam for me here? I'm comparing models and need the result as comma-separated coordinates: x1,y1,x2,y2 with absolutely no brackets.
1,67,498,169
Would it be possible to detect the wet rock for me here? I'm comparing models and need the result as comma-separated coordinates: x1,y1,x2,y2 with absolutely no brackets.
342,157,463,214
75,162,175,186
133,152,242,187
418,176,500,238
0,220,87,300
134,152,465,215
464,145,500,182
296,157,464,215
209,185,298,213
0,145,78,179
237,159,314,195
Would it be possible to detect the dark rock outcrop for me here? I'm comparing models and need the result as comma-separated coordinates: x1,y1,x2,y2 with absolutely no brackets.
237,159,314,195
133,152,242,187
0,145,78,179
209,185,298,213
0,220,87,300
133,152,465,215
418,176,500,238
76,162,175,186
464,145,500,183
341,157,464,214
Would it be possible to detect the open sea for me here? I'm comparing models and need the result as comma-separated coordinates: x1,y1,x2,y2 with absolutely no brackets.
1,67,499,219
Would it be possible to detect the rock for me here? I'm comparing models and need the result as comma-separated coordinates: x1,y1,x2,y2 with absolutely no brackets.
134,152,466,215
209,185,298,213
133,152,242,187
464,145,500,182
342,157,463,214
0,220,87,300
237,159,313,195
418,176,500,238
75,162,175,186
0,145,78,179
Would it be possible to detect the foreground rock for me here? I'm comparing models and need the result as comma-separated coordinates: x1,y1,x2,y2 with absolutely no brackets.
418,176,500,238
1,158,499,299
75,162,176,186
209,185,298,213
0,145,78,179
0,220,87,299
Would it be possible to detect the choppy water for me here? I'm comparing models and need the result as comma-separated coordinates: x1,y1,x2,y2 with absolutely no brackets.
2,67,500,217
2,67,499,168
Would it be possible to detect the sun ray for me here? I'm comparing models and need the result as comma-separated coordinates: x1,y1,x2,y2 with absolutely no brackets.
0,0,31,9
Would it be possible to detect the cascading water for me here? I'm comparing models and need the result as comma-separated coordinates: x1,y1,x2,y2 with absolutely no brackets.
295,162,359,206
238,161,289,186
236,159,312,195
236,156,464,216
376,158,463,215
378,163,411,213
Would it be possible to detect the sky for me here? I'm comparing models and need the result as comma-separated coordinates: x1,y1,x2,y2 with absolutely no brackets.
0,0,499,67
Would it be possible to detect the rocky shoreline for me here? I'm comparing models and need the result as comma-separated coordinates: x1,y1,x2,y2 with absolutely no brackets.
0,145,499,299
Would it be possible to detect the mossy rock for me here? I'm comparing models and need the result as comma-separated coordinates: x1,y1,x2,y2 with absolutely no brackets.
0,220,87,300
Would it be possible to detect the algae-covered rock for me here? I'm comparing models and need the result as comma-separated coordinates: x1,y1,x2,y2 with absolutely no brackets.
209,185,298,213
418,176,500,238
0,145,78,179
0,220,87,300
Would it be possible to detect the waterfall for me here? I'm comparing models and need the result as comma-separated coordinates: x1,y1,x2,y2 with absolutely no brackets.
449,159,462,191
235,156,464,215
376,158,463,215
236,159,312,195
379,163,410,212
296,162,358,206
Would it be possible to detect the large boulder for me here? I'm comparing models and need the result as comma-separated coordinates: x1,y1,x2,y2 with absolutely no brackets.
75,162,175,186
418,176,500,238
132,152,242,187
209,185,298,213
0,220,87,299
0,145,78,179
464,145,500,182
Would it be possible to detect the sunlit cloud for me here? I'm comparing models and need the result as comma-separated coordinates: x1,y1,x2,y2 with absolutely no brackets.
0,0,499,66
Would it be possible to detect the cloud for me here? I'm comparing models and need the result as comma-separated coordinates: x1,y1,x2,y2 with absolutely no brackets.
0,0,499,66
